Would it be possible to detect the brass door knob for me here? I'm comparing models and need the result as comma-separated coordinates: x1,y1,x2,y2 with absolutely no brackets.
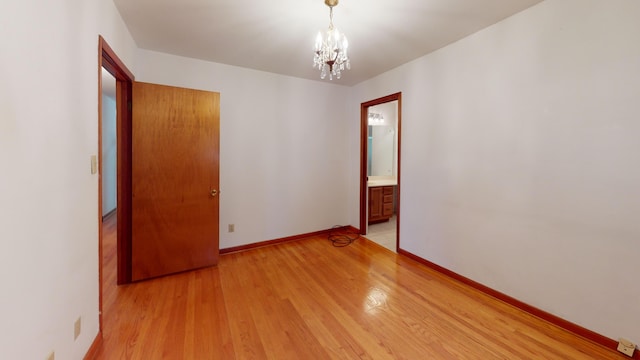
210,189,218,197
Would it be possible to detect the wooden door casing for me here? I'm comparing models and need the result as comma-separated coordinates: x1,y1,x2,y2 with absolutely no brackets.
131,82,220,281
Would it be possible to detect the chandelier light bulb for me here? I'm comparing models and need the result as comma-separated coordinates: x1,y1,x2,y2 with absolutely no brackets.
315,32,323,51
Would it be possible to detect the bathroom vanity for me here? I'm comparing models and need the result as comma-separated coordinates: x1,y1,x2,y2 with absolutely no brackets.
367,177,396,224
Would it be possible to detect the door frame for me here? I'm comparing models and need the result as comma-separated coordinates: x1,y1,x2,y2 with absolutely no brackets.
359,92,402,252
98,37,134,326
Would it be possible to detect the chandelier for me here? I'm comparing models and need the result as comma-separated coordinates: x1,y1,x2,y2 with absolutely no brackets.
314,0,350,80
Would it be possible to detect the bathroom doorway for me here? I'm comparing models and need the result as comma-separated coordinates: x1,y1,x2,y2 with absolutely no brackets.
360,93,401,252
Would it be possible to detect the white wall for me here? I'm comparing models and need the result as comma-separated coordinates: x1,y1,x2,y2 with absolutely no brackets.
0,0,136,359
135,50,352,249
102,94,117,215
350,0,640,345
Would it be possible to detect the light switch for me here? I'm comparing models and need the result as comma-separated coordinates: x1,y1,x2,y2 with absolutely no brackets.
90,155,97,175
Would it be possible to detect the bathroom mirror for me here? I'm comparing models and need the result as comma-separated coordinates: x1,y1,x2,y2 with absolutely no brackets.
367,101,398,177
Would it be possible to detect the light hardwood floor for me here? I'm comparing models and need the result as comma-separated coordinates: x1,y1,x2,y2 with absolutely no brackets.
90,217,625,359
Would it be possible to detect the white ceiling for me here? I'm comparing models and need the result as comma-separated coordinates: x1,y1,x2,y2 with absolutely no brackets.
113,0,543,86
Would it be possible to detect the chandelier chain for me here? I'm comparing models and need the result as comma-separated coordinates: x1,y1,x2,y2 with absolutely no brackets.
329,7,334,29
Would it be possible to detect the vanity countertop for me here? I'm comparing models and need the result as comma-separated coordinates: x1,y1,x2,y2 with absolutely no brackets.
367,176,397,187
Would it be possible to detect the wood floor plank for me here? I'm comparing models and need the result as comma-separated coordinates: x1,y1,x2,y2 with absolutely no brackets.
90,217,626,359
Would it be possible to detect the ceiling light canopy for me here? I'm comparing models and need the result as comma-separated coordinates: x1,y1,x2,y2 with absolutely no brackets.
313,0,350,80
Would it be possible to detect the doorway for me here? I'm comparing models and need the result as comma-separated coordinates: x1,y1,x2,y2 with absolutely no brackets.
98,36,135,333
99,36,134,290
360,93,402,252
98,36,222,280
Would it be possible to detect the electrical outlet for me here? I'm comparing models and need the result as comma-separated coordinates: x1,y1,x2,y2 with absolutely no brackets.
228,224,235,233
46,351,55,360
74,317,81,340
617,338,636,357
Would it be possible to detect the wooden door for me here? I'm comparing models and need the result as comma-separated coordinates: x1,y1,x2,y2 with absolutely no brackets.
131,82,220,281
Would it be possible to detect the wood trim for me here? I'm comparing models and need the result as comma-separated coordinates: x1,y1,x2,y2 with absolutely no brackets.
394,94,402,253
101,208,116,221
220,226,356,255
359,92,402,253
97,37,104,334
359,103,368,234
115,75,133,286
99,36,134,81
397,248,639,359
361,93,402,108
83,331,103,360
98,35,134,286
